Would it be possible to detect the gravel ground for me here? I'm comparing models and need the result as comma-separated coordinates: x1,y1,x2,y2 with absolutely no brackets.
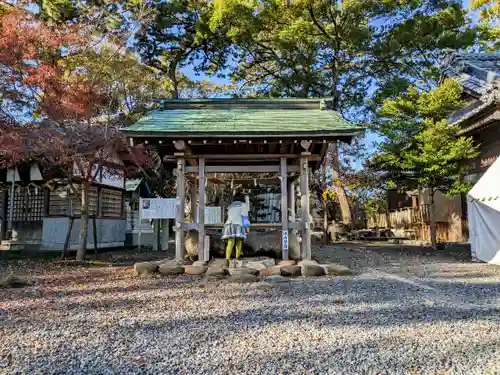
2,244,500,375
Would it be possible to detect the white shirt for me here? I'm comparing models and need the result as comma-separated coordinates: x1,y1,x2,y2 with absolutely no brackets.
225,201,249,226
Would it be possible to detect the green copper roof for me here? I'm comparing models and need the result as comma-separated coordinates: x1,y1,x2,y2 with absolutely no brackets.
122,99,363,137
125,179,142,192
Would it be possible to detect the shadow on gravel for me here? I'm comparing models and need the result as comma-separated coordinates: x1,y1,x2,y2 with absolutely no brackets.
140,303,500,335
202,336,500,375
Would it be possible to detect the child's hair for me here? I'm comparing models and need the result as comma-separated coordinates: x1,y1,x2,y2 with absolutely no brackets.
232,192,246,203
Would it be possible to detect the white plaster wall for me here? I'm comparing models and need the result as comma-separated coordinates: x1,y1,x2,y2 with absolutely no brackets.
42,217,126,250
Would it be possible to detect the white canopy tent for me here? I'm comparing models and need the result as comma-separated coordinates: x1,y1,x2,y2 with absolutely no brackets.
468,157,500,264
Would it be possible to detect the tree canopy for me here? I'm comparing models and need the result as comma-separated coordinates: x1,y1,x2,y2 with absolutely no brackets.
369,78,480,247
209,0,476,117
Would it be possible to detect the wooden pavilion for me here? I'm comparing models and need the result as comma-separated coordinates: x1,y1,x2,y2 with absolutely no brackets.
122,98,364,261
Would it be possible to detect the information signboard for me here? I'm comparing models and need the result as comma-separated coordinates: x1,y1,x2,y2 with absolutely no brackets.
140,198,177,219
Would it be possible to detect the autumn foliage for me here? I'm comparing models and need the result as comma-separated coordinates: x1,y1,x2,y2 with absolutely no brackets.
0,6,150,259
0,7,147,167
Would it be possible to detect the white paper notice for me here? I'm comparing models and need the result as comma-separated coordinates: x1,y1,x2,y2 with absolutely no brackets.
140,198,177,219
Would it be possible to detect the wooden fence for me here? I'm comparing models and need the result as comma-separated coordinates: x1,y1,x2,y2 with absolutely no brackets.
367,204,467,242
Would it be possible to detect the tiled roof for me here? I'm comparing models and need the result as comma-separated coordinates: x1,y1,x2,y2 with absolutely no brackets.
442,52,500,96
122,99,364,137
443,52,500,128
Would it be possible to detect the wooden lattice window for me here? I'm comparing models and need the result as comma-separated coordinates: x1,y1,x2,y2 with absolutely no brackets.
71,185,98,217
7,186,44,222
100,188,123,218
48,186,70,216
48,185,97,217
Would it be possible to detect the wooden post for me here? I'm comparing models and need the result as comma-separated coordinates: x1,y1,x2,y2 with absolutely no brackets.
288,181,295,222
190,181,197,223
61,216,75,259
161,219,170,251
138,200,142,250
197,158,206,262
153,219,160,251
92,216,98,255
280,157,289,260
300,154,311,260
175,158,186,261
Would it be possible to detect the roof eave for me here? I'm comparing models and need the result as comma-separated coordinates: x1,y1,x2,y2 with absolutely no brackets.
120,129,365,139
456,108,500,136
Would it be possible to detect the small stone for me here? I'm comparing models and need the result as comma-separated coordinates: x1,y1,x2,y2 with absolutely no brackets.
263,275,289,284
133,262,159,277
209,258,228,268
118,318,135,327
322,263,354,276
278,260,296,267
227,268,258,276
281,265,302,277
184,265,208,275
259,266,282,277
156,258,190,266
206,267,226,277
298,260,319,267
227,274,259,283
301,264,325,277
192,260,207,267
246,258,275,270
228,259,244,269
158,264,184,276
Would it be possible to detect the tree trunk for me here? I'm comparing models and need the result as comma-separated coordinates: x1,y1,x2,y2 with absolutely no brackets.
331,142,352,227
428,188,437,251
76,181,90,261
169,61,179,99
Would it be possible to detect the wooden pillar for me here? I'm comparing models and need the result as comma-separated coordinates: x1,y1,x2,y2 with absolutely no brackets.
161,219,169,251
300,154,311,260
175,157,186,261
197,158,206,262
153,219,160,251
288,181,295,222
190,181,197,223
280,157,289,260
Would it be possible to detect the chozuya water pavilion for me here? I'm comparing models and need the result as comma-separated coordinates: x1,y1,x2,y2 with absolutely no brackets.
122,98,364,262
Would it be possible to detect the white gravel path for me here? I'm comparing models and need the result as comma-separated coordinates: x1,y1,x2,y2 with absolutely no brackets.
2,244,500,375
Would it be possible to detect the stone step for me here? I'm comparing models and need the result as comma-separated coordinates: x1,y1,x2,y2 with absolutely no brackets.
0,242,25,251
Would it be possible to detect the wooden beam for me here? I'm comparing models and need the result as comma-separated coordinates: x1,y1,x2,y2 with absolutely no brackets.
280,157,289,260
185,223,199,231
173,140,186,151
300,140,312,150
204,223,285,228
288,180,296,223
173,140,197,167
300,154,311,260
190,181,197,223
169,154,320,160
197,158,206,262
184,165,301,173
175,158,186,261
